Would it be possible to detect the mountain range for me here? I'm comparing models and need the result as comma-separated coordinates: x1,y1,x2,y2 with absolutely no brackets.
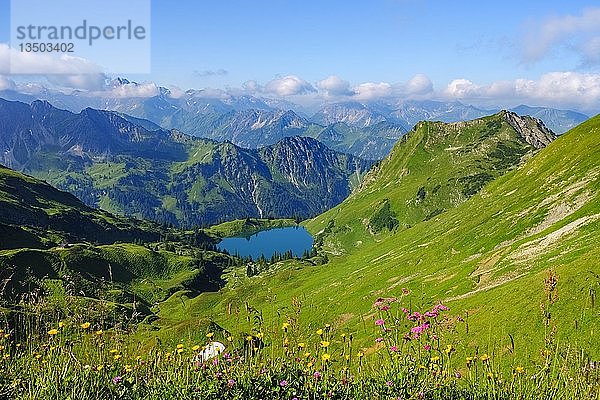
0,78,589,160
0,99,372,227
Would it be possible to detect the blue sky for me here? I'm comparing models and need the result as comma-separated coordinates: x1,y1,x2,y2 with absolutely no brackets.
1,0,600,112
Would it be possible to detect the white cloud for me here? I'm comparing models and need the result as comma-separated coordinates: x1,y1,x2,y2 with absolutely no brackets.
316,75,354,96
0,76,17,91
242,80,261,93
264,75,316,96
404,73,434,96
522,7,600,64
443,72,600,110
353,82,392,100
103,81,159,98
0,43,107,90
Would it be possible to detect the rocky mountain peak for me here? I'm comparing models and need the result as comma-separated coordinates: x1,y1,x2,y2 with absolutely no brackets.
501,110,556,149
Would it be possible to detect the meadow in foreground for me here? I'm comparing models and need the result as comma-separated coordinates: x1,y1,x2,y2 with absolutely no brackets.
0,272,598,399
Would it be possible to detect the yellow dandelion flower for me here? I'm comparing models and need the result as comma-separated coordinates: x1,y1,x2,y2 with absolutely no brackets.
307,362,313,368
227,336,234,342
34,354,42,360
298,342,305,349
246,335,254,341
304,352,311,358
345,355,350,361
125,365,132,373
282,322,290,331
113,354,121,360
321,353,331,362
206,332,214,338
192,345,200,351
320,340,330,348
256,332,264,339
316,328,323,336
176,344,184,349
515,366,525,375
431,356,440,363
58,322,64,328
135,356,142,362
48,329,59,336
444,344,454,354
177,348,183,354
357,351,364,358
80,322,90,329
480,353,490,362
96,365,104,371
95,330,103,336
109,349,118,354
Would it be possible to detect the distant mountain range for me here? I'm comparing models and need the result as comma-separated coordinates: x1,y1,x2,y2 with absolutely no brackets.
0,78,589,160
0,99,372,227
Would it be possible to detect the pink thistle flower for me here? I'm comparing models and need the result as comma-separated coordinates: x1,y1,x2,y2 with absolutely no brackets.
389,345,398,352
227,379,235,388
313,371,322,380
375,319,385,326
380,305,391,311
376,337,384,343
280,380,288,387
423,344,431,351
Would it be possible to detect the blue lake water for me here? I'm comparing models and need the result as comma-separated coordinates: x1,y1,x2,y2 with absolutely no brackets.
216,226,314,260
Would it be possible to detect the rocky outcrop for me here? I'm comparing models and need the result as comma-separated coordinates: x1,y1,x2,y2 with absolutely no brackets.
502,110,556,149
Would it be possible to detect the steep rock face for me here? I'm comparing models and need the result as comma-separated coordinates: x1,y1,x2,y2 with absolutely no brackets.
510,105,589,134
168,137,373,225
502,110,557,149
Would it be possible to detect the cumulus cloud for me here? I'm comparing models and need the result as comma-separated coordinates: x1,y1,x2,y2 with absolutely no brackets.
522,7,600,64
403,73,434,96
242,80,261,93
264,75,316,96
316,75,354,96
353,82,393,100
104,81,159,98
443,72,600,110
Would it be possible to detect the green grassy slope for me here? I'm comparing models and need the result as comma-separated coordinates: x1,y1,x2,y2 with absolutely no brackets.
0,165,161,249
155,114,600,360
305,111,552,254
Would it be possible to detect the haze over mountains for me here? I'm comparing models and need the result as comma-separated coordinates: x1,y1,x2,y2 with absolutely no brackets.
0,78,589,160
